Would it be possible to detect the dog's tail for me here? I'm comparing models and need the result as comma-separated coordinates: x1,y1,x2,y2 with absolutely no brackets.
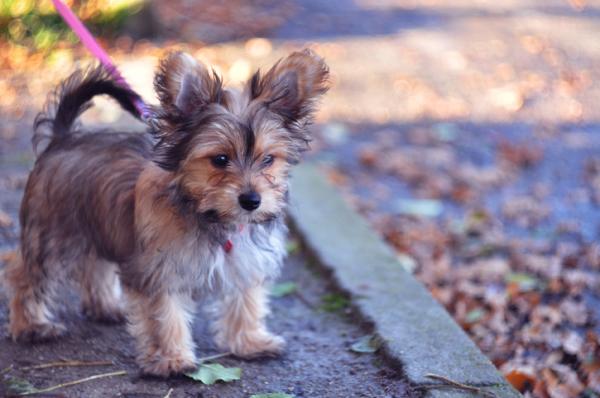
33,65,142,155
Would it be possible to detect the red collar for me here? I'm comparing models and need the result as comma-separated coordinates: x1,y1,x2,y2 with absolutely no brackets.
223,224,245,254
223,239,233,253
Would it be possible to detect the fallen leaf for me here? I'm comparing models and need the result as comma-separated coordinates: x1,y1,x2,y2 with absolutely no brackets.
286,240,300,255
395,199,443,218
498,141,543,168
350,335,381,354
320,293,349,312
358,146,378,168
397,253,417,273
271,282,297,298
186,363,241,385
504,367,536,392
505,273,540,292
465,308,487,324
3,376,38,394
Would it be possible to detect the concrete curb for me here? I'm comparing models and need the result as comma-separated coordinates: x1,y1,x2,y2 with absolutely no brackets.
288,163,521,398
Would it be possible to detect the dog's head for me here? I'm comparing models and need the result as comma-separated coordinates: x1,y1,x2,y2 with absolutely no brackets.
153,49,329,224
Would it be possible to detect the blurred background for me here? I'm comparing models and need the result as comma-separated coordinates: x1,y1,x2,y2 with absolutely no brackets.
1,1,600,396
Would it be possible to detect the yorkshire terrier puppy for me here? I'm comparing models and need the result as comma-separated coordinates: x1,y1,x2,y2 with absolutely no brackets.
5,49,329,376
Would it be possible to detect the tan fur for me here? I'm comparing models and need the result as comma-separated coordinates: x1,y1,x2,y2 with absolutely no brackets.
7,49,328,377
79,259,124,323
126,289,197,375
5,252,66,341
213,284,284,357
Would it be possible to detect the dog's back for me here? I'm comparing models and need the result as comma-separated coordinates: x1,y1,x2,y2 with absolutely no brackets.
24,65,152,265
6,66,151,341
6,51,329,375
23,131,152,264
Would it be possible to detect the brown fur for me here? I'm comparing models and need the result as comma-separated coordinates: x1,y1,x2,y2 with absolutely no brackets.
212,284,283,357
6,49,329,376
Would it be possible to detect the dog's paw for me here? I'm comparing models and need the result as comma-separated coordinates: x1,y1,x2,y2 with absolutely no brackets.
12,322,67,343
222,331,285,358
139,352,197,377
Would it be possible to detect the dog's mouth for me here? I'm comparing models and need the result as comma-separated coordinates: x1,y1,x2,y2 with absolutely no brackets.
252,212,278,224
198,208,279,225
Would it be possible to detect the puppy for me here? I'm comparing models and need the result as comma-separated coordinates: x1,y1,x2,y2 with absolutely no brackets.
5,49,329,376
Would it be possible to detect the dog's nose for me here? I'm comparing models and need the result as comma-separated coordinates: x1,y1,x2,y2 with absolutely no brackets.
238,191,261,211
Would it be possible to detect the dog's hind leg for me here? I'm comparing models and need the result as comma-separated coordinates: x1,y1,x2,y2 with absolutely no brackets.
79,257,125,324
5,250,66,342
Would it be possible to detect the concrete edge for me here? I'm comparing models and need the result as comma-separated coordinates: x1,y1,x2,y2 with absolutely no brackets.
287,163,522,398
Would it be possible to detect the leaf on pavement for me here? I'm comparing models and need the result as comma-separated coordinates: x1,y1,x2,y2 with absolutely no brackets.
320,293,349,312
395,199,443,218
271,282,297,298
504,367,536,392
350,335,382,354
186,363,241,385
505,272,540,292
3,376,38,394
286,239,300,255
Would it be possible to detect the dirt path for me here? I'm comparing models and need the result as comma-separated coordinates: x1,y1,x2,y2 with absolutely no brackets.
0,256,412,397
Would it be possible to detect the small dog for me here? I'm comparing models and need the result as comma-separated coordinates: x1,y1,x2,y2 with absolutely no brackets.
5,49,329,376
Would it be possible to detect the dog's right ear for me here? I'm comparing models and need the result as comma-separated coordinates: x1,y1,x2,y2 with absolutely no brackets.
154,52,222,115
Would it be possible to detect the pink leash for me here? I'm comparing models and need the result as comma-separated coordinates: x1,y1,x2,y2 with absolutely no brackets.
52,0,236,253
51,0,151,121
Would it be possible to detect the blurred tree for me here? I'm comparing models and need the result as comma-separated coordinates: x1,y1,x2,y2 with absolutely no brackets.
0,0,143,51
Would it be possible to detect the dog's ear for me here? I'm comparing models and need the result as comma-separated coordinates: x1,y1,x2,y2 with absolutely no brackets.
249,49,329,126
155,51,222,115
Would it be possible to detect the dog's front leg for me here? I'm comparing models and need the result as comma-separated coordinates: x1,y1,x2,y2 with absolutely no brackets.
213,283,284,358
126,289,197,376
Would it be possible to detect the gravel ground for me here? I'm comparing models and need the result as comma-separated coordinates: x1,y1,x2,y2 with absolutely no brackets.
0,255,412,398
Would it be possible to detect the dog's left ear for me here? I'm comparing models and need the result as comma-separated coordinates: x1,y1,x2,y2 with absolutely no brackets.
249,49,329,126
154,51,222,115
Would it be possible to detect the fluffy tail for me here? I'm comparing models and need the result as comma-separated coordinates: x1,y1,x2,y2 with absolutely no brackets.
33,65,142,155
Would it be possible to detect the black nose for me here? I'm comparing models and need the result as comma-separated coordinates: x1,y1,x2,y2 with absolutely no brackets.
238,192,261,211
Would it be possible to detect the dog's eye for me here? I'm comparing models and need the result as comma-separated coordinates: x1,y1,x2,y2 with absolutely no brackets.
262,155,275,167
211,154,229,168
